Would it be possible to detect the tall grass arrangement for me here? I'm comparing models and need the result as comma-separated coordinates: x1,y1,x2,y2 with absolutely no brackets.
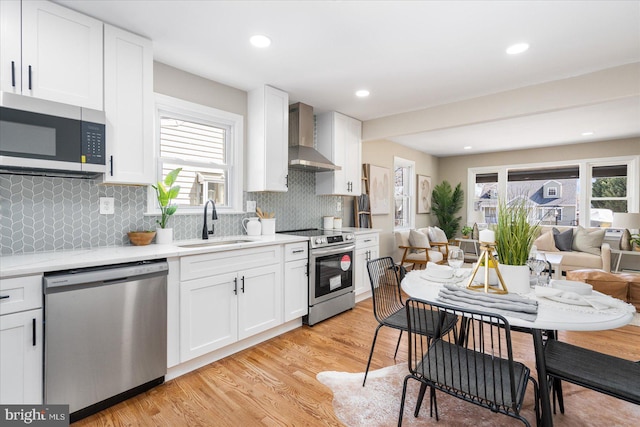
494,197,540,266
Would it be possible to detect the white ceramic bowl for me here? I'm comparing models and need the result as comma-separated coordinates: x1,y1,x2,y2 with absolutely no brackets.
550,279,593,295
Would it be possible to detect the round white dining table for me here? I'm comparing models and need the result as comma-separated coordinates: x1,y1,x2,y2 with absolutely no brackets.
401,269,635,427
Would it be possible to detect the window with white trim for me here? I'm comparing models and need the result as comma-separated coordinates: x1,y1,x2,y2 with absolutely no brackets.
394,157,415,229
151,94,243,213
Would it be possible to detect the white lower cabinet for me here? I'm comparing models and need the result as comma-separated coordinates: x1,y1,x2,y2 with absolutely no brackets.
0,274,43,404
179,246,283,363
354,232,380,298
283,242,308,322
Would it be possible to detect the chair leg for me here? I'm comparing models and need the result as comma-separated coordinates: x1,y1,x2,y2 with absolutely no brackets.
431,386,439,421
363,324,383,386
553,378,565,414
393,330,403,359
398,375,412,427
414,382,427,417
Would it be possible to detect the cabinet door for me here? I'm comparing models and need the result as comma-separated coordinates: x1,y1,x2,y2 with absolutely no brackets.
247,85,288,192
238,264,282,340
0,309,43,404
180,273,238,362
21,0,103,109
283,259,308,322
0,0,21,94
345,116,362,195
103,25,154,184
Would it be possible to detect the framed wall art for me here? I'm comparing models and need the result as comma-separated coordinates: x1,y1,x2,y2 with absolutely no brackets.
369,164,391,215
417,174,432,214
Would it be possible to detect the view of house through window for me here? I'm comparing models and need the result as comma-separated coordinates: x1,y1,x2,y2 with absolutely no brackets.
158,115,231,208
469,160,634,228
394,157,414,228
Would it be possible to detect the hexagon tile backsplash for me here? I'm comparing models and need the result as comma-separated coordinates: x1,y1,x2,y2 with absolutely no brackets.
0,169,343,255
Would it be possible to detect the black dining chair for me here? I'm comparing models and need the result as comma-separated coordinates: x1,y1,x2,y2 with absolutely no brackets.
399,298,540,427
362,257,456,386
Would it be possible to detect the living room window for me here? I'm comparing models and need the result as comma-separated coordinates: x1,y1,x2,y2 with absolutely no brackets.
588,163,629,227
151,94,243,213
394,157,415,229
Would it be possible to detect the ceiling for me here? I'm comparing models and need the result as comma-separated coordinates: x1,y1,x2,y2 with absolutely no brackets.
56,0,640,156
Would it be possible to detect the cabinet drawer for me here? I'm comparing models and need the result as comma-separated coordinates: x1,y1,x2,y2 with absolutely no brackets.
284,242,308,262
181,245,282,281
356,233,379,248
0,275,43,315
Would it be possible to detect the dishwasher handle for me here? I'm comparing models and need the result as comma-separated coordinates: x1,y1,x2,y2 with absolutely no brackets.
44,260,168,290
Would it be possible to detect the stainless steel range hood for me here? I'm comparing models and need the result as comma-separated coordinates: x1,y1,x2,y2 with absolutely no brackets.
288,102,340,172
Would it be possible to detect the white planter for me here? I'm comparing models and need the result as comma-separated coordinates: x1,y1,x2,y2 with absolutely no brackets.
498,264,531,294
156,227,173,244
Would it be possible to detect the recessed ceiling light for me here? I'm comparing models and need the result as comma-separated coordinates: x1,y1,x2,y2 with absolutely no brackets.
581,131,595,136
250,34,271,48
356,90,370,98
506,43,529,55
463,146,472,150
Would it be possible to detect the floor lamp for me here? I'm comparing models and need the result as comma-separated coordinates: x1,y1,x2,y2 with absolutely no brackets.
612,213,640,251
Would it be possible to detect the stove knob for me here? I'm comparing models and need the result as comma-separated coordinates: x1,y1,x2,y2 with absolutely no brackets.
315,237,323,244
345,234,353,240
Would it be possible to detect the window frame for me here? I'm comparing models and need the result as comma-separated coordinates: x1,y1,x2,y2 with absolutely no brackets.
467,155,639,228
394,156,415,231
147,93,244,215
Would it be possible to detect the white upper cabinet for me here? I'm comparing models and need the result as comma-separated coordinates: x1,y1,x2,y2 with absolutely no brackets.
1,0,103,110
102,24,154,185
247,85,289,192
315,111,362,196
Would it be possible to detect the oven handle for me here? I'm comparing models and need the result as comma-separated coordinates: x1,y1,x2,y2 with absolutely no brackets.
311,245,355,257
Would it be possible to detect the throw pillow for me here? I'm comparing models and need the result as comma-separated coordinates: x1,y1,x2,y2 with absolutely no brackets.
572,226,605,256
427,226,448,243
533,230,558,252
552,228,574,252
408,229,430,253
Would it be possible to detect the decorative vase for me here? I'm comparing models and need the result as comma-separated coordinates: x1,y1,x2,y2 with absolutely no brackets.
498,264,531,294
156,227,173,244
472,223,479,240
476,265,499,286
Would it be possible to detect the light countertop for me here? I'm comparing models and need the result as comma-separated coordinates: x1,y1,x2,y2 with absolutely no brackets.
0,234,308,278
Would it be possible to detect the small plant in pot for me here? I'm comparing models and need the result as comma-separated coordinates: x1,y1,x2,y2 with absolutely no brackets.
152,168,182,243
461,225,473,238
631,233,640,251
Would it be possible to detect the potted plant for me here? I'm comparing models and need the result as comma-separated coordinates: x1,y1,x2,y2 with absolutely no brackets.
493,196,541,293
461,225,473,239
152,168,182,244
631,233,640,251
431,181,464,239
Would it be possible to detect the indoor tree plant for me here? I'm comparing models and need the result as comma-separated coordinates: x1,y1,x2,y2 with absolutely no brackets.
493,196,541,293
431,181,464,239
152,167,182,244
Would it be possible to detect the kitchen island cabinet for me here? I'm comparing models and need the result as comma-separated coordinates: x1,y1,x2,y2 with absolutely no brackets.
103,24,154,185
179,246,283,362
0,274,43,404
315,111,362,196
0,0,103,110
246,85,289,192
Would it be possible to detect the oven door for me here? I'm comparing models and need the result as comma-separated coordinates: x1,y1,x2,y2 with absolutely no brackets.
309,244,355,305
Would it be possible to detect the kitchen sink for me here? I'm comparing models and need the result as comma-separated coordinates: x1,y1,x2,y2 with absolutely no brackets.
177,239,254,248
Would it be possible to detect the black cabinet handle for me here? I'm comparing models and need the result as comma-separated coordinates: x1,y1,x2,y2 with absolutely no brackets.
110,155,114,176
292,249,304,254
233,277,237,295
285,174,288,188
305,263,309,277
32,318,36,346
28,65,32,90
0,295,10,300
241,276,245,293
11,61,15,87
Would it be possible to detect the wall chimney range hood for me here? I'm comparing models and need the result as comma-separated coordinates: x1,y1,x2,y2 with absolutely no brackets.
288,102,340,172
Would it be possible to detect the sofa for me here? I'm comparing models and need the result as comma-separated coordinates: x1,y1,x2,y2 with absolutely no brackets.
532,225,611,273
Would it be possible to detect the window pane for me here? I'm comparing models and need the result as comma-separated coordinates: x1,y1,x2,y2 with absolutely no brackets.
474,174,498,224
160,117,227,165
161,162,227,207
590,164,628,226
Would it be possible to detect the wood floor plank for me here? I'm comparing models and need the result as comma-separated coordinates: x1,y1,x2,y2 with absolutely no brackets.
73,298,640,426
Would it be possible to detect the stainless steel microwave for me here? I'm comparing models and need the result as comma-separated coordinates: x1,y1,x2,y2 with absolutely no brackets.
0,92,106,177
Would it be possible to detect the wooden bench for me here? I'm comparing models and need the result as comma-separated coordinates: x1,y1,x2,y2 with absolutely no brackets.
544,339,640,412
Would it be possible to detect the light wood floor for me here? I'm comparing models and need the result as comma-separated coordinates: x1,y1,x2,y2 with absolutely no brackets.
75,298,640,426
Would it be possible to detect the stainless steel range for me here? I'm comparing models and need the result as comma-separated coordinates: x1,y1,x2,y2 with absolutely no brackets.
278,229,355,325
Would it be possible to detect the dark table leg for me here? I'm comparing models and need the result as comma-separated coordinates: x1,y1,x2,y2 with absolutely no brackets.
533,329,553,426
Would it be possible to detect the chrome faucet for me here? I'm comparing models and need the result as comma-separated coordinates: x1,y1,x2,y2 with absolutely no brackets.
202,199,218,239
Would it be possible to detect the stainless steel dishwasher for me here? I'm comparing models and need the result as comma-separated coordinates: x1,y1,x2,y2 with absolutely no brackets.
43,259,168,422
